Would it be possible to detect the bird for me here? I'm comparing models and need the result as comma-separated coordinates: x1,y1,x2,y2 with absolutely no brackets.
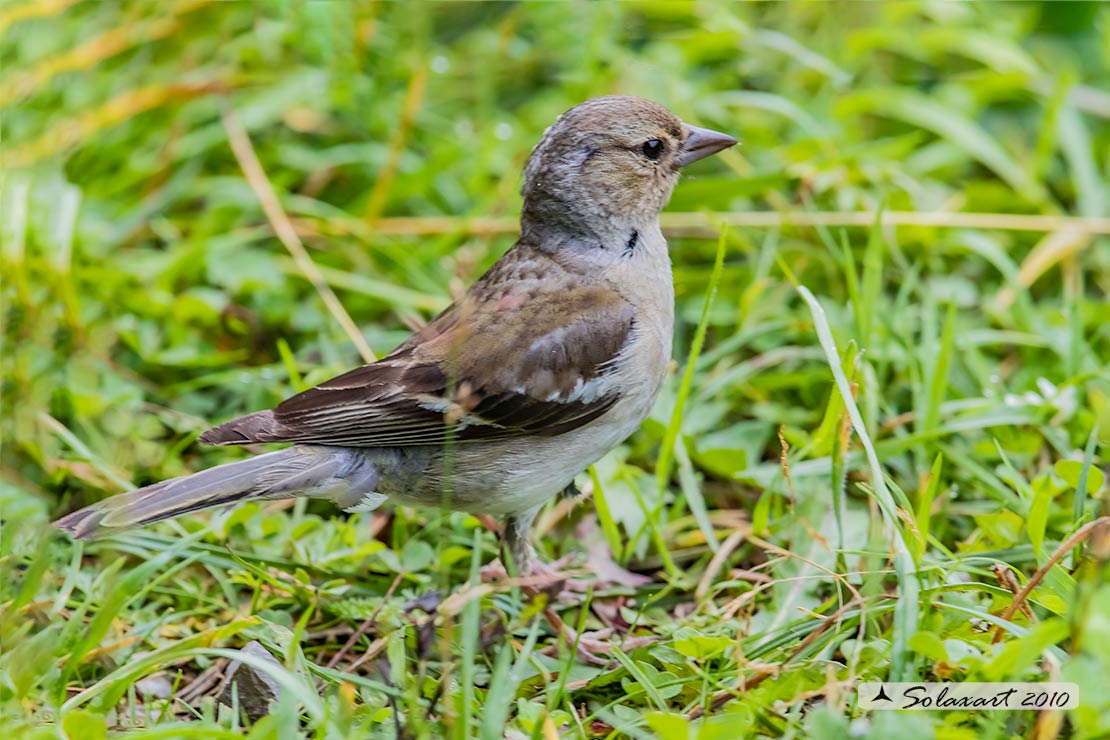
55,95,736,640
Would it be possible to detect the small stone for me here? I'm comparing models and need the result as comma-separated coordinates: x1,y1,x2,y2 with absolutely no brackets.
217,641,285,722
135,673,174,699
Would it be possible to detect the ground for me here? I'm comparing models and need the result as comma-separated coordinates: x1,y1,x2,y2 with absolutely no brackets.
2,2,1110,738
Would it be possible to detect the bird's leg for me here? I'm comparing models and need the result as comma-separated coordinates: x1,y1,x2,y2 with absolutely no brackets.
493,507,587,592
484,480,587,582
484,506,571,586
501,506,543,579
496,507,620,666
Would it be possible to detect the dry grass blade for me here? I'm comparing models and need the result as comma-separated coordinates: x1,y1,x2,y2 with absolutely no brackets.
221,104,376,363
2,20,175,105
341,636,390,675
995,224,1094,310
177,658,229,703
0,0,78,35
990,563,1035,621
364,65,429,221
7,82,228,167
992,516,1110,643
324,573,403,672
0,1,211,106
342,211,1110,238
695,527,750,604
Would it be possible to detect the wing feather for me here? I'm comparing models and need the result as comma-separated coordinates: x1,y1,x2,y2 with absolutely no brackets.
200,250,634,449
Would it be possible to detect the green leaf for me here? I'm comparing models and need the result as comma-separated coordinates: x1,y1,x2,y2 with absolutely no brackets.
672,627,733,660
914,454,943,562
922,301,956,432
908,631,948,662
61,710,107,740
401,539,434,572
646,712,691,740
1027,476,1054,556
1056,460,1106,495
804,704,850,740
981,618,1071,681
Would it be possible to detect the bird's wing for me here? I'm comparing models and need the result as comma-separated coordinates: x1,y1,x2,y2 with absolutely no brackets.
200,261,634,448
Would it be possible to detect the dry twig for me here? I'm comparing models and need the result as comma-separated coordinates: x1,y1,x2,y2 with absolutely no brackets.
992,516,1110,644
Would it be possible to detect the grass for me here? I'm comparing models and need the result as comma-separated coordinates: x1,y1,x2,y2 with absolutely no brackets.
3,1,1110,738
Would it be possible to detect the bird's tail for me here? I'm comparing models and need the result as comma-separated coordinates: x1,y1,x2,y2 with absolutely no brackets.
54,446,380,540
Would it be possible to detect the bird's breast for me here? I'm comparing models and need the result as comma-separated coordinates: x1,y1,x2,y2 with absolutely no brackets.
608,224,675,422
609,295,673,429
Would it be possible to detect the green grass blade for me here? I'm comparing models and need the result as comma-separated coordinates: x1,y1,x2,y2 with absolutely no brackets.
797,285,919,681
655,227,728,528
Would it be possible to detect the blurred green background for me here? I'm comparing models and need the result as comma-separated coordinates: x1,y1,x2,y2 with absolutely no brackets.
3,1,1110,738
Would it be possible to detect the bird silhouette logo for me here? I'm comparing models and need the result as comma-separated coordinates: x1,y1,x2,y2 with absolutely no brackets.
871,685,893,702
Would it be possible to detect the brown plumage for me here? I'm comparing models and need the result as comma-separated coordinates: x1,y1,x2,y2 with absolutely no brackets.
54,97,736,660
200,250,634,447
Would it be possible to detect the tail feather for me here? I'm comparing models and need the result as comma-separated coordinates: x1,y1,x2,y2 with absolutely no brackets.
54,446,378,540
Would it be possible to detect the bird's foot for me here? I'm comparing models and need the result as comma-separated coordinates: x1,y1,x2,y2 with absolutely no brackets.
540,607,657,666
524,553,592,593
479,553,589,600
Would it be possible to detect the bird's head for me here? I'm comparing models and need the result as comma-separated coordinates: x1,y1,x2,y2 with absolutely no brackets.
521,96,736,246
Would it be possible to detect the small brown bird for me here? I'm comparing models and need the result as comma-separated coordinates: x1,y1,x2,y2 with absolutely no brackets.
56,95,735,630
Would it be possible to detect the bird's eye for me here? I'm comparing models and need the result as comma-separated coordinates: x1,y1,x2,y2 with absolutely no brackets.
641,139,664,160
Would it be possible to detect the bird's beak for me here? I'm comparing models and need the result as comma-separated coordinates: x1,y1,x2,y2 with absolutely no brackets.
676,124,738,167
